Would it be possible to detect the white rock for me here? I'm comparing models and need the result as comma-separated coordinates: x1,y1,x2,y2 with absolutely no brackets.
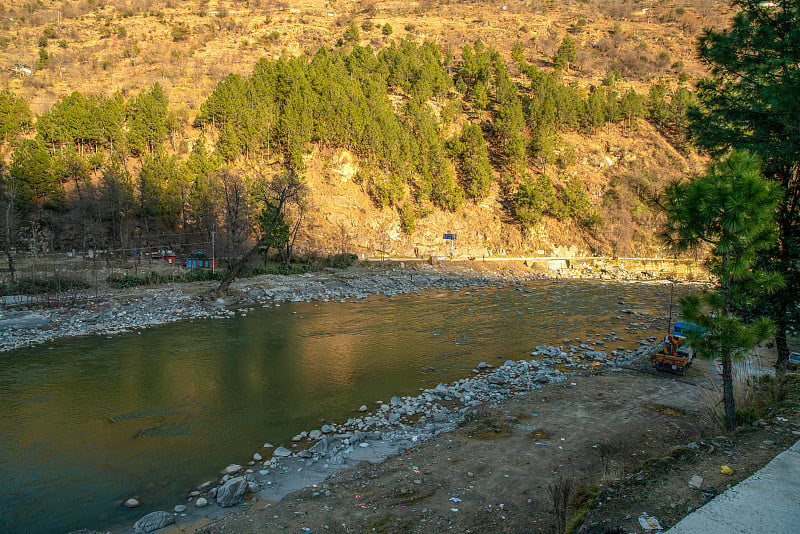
358,405,368,412
253,452,262,461
195,497,208,507
125,498,140,508
273,446,292,457
174,504,187,513
222,463,242,475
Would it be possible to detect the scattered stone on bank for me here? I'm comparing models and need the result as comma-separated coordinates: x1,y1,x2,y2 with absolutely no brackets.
124,498,139,508
216,476,248,507
133,511,174,533
272,446,292,457
195,497,208,508
222,463,241,475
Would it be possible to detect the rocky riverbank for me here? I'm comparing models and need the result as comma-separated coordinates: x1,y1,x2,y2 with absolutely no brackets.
119,337,659,534
0,263,541,353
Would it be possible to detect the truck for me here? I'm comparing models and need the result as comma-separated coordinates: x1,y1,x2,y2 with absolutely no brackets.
652,321,698,376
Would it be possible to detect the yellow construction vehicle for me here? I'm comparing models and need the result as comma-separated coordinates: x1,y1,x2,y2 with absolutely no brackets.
652,329,694,376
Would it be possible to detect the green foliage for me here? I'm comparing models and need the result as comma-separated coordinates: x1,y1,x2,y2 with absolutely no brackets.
257,207,291,259
343,21,360,43
514,173,555,226
9,139,60,214
0,276,89,295
660,150,783,430
382,23,393,36
326,253,358,269
647,79,670,125
37,47,49,68
399,204,416,234
107,269,223,288
126,83,169,156
620,88,647,128
472,80,489,109
171,23,190,41
0,89,32,143
688,0,800,369
451,123,493,200
554,35,577,71
362,168,405,208
555,175,591,222
37,91,125,154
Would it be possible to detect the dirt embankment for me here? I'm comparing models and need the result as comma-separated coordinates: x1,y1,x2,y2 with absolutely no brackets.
174,353,798,534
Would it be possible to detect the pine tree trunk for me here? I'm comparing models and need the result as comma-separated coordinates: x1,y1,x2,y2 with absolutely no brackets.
775,311,789,373
722,353,737,431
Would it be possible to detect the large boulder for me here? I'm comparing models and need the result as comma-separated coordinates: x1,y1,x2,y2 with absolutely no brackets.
215,476,248,507
133,511,175,533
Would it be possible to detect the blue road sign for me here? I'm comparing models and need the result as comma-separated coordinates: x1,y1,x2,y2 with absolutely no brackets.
443,233,457,240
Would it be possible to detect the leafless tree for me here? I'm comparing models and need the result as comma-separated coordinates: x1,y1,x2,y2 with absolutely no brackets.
0,167,20,282
548,474,576,534
216,167,305,292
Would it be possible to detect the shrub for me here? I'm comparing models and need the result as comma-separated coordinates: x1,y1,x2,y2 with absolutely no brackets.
382,22,393,36
400,204,416,234
171,23,190,42
326,253,358,269
344,21,360,43
0,277,89,295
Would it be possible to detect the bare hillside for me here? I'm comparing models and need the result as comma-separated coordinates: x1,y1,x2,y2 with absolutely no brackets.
0,0,726,261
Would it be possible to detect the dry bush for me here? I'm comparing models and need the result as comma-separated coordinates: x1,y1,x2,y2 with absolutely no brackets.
575,48,596,75
700,354,776,431
611,49,655,79
596,0,635,21
678,14,702,35
548,474,577,534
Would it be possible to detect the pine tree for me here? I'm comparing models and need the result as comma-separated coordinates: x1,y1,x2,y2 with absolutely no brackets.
688,0,800,369
0,89,32,144
554,36,577,72
659,151,783,430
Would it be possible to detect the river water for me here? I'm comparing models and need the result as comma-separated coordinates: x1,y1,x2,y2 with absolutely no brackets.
0,280,676,533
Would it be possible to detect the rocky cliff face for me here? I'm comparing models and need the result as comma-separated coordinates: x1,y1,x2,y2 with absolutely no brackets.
296,119,705,260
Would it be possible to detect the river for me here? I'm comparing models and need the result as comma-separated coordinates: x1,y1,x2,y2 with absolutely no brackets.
0,279,676,533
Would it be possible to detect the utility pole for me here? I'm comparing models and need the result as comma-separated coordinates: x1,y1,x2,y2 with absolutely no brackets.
211,231,216,274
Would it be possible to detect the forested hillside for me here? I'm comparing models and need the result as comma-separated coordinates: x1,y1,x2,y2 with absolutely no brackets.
0,0,723,272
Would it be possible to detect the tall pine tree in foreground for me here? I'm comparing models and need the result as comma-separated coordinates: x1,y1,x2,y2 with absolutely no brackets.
689,0,800,370
660,151,783,431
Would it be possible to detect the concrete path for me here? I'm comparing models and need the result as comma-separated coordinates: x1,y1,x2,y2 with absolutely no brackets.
668,439,800,533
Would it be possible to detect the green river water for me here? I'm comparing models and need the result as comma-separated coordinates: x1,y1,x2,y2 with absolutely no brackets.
0,280,675,533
